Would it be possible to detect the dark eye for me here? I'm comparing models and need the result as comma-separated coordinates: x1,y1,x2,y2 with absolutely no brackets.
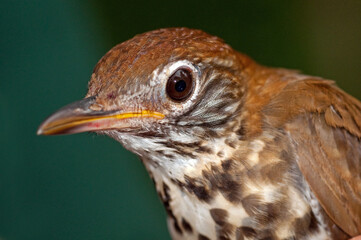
166,68,194,101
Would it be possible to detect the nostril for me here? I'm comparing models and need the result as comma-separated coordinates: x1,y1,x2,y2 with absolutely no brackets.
89,102,103,111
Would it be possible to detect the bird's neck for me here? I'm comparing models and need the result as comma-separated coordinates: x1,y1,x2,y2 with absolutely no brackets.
119,128,333,240
112,128,240,180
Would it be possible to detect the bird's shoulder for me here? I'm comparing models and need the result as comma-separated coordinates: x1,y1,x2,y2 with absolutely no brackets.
260,74,361,138
258,71,361,237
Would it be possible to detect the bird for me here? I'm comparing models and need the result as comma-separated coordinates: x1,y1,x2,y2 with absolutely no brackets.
37,28,361,240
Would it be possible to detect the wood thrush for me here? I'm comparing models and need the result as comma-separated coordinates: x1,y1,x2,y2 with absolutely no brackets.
37,28,361,240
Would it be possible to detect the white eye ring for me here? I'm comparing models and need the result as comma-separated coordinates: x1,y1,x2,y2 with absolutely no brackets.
151,60,200,115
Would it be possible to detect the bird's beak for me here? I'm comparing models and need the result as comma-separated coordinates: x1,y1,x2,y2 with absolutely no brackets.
37,96,165,135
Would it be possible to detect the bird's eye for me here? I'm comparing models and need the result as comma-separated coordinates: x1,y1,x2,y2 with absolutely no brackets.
166,68,194,101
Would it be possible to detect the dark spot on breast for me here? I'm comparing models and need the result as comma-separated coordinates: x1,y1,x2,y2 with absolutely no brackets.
160,141,197,158
156,149,164,155
184,175,212,202
210,208,228,226
136,131,166,138
236,123,246,140
164,154,175,160
158,183,171,218
174,220,183,234
262,202,283,223
190,185,210,202
292,216,309,236
162,183,170,207
225,138,236,148
203,165,243,203
291,210,319,237
178,141,201,149
219,178,242,202
161,182,183,235
259,237,275,240
241,194,284,225
237,226,276,240
221,159,233,171
182,218,193,233
206,128,222,138
198,234,210,240
217,151,225,158
217,223,235,240
209,208,235,239
172,178,185,189
242,194,262,215
181,160,245,204
201,167,243,203
195,145,213,154
238,226,256,238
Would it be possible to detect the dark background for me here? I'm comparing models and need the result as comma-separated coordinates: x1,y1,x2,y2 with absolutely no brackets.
1,1,360,239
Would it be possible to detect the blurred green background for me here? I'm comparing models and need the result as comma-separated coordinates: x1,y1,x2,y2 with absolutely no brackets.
0,1,360,239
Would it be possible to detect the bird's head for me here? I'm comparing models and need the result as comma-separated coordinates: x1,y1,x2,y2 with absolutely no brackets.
38,28,251,176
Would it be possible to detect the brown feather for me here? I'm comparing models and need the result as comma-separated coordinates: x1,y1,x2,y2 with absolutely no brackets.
260,77,361,236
